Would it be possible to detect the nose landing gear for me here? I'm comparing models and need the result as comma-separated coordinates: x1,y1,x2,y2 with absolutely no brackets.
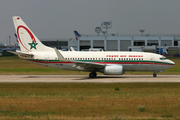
153,70,163,77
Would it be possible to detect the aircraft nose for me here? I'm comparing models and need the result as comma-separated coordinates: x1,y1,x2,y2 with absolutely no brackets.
170,60,175,65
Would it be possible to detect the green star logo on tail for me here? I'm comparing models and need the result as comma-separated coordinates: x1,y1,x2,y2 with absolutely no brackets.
28,39,38,50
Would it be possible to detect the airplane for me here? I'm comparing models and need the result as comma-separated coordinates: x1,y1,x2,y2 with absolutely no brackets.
9,16,175,78
14,33,19,43
74,30,81,40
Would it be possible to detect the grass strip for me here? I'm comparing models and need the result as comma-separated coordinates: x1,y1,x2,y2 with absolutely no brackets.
0,83,179,119
0,56,179,75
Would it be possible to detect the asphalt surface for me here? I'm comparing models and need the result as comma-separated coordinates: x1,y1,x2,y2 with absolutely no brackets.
0,75,179,83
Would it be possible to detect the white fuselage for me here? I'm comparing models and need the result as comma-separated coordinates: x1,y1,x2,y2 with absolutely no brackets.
26,50,175,73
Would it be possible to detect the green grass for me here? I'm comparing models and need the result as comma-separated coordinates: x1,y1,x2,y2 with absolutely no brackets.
0,83,180,119
0,56,90,75
0,56,179,75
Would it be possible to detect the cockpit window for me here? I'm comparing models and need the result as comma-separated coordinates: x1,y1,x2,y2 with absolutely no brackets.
160,57,167,60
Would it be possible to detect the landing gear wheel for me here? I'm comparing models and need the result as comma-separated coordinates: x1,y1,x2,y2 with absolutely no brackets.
89,72,97,78
94,72,97,77
153,73,157,77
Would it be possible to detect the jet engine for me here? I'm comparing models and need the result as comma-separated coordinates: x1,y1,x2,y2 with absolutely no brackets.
104,65,124,75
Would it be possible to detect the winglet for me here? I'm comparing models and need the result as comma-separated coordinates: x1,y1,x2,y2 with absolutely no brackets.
70,47,75,51
54,47,68,61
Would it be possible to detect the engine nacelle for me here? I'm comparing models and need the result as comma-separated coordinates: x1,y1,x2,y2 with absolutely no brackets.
104,65,124,75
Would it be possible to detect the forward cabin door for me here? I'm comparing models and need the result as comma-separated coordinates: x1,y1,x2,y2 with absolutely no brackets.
149,55,155,70
150,56,154,64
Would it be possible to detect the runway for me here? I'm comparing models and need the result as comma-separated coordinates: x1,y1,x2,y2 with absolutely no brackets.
0,75,180,83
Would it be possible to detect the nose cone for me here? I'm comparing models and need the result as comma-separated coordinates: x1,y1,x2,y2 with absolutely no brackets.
169,60,175,66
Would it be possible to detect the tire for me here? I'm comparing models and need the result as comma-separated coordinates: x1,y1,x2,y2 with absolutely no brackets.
89,72,97,78
153,73,157,77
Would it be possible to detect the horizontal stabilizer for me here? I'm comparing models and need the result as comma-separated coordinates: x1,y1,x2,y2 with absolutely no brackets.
7,50,33,58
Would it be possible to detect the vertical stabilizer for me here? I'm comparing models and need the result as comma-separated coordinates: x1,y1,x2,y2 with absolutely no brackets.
74,30,81,40
12,16,52,52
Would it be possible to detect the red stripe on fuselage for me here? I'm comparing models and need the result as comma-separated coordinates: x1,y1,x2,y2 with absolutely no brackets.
26,60,174,66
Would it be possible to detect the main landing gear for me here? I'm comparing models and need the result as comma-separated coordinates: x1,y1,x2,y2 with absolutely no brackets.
153,73,157,77
89,72,97,78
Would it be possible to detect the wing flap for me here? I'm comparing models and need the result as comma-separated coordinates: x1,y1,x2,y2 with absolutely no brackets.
72,61,105,71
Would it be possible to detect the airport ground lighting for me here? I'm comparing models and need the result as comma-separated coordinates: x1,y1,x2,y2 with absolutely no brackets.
95,27,102,36
101,21,112,37
102,31,106,36
140,29,145,36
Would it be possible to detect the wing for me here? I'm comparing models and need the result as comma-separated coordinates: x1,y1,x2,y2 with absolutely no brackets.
71,60,105,71
54,48,105,71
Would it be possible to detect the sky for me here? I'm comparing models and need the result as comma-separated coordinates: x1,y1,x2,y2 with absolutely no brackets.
1,0,180,44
